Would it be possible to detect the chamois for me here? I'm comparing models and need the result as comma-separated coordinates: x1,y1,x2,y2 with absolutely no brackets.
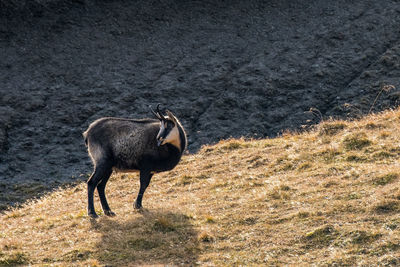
83,105,187,218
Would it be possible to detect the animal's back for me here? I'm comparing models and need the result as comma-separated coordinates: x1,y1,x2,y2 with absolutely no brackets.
83,117,160,168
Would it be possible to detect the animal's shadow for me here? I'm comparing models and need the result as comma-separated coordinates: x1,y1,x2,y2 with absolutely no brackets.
90,209,199,266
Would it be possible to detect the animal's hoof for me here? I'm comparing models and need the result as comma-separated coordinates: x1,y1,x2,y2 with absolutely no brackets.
88,212,99,219
104,210,116,217
134,201,142,210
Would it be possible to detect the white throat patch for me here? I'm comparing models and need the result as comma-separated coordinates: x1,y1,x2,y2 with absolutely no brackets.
159,121,181,151
165,124,181,150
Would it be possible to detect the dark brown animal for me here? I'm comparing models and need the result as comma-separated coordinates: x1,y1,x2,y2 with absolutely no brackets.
83,105,187,218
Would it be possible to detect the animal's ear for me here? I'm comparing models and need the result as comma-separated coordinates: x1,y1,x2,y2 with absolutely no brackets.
165,110,177,124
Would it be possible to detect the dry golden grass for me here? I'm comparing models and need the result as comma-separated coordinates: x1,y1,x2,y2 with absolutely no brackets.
2,109,400,266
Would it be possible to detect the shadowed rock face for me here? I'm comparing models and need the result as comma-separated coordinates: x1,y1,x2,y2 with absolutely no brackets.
1,0,400,206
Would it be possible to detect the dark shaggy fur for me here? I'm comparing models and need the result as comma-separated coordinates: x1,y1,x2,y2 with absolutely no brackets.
83,109,186,218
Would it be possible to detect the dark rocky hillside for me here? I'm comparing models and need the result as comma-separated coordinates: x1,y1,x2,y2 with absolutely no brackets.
1,0,400,208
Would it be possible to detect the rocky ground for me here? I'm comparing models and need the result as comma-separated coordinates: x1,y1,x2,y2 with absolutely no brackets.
1,0,400,208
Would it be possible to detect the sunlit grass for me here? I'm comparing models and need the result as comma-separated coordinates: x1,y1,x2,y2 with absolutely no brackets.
2,108,400,265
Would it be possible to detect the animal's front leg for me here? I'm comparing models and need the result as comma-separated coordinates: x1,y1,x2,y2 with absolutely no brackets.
134,171,154,210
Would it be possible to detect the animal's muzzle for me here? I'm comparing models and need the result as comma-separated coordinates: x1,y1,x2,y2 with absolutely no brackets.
157,139,163,146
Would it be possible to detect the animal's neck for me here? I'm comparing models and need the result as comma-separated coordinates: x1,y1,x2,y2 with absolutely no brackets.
163,124,181,152
174,121,187,153
164,120,186,153
169,136,181,152
177,122,187,153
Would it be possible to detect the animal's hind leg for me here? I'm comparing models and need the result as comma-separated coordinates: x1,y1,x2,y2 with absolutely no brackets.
87,162,112,218
134,171,154,210
96,168,114,216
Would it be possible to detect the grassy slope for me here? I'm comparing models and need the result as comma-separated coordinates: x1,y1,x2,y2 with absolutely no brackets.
2,109,400,266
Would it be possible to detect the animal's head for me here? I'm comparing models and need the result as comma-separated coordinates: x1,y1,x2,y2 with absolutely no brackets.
150,105,181,148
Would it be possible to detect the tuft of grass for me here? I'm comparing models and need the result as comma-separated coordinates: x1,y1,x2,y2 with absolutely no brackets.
303,225,338,247
345,154,367,162
347,230,382,245
365,122,385,129
372,151,396,160
297,211,310,218
217,139,250,152
268,187,291,200
280,185,291,191
343,133,372,150
205,216,215,224
223,142,241,150
153,216,176,233
297,162,312,170
4,210,24,219
319,122,347,136
238,217,258,225
0,252,29,266
34,217,44,223
13,183,46,195
378,256,400,266
197,231,214,243
126,239,159,250
372,200,400,214
323,180,339,188
346,192,361,200
176,175,193,186
325,256,357,266
315,148,340,163
376,241,400,255
379,131,391,139
62,249,92,262
372,173,398,185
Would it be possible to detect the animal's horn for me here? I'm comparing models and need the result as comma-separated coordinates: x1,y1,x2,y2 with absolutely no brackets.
149,105,161,119
156,104,166,120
